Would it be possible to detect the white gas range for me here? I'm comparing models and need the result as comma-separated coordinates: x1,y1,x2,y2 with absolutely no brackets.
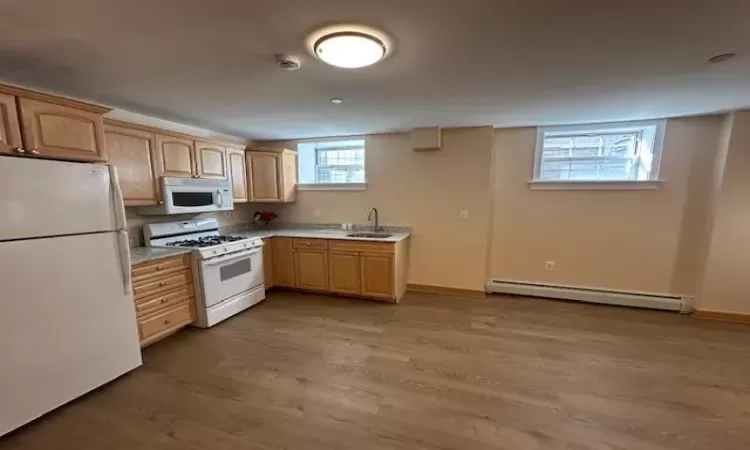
143,219,265,328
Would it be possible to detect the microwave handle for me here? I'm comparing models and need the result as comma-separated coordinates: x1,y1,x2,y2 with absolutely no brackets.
216,189,224,206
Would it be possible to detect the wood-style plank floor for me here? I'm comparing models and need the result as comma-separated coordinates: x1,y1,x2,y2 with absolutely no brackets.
3,291,750,449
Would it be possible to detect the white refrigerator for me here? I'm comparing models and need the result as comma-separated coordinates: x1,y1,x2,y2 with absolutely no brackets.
0,156,142,436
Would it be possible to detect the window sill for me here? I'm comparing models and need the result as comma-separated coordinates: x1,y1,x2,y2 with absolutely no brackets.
528,180,664,191
297,183,368,191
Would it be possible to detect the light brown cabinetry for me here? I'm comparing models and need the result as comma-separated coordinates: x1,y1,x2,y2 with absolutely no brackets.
294,248,329,291
361,253,394,299
131,254,196,346
265,237,407,303
105,124,159,206
227,147,248,203
194,141,227,179
155,134,194,178
262,238,274,288
247,148,297,202
328,251,362,295
0,92,21,154
272,237,295,287
18,98,107,161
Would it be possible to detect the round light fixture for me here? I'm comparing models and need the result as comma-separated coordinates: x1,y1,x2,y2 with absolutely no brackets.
330,98,343,104
308,25,391,69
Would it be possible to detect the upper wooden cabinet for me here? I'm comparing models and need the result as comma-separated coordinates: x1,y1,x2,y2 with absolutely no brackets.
18,98,107,162
105,124,159,206
0,93,22,155
247,148,297,203
226,147,248,202
195,141,227,179
155,134,194,178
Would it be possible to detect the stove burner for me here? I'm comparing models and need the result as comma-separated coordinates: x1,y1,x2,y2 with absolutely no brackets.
166,235,247,248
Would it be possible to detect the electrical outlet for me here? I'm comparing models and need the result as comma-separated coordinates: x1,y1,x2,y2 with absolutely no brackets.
314,209,321,217
545,261,555,272
460,209,469,220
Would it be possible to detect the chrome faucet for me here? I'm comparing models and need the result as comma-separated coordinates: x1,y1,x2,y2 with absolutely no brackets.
367,207,379,231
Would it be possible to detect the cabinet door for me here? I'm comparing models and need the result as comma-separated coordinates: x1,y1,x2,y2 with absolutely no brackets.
155,134,194,178
195,141,227,179
272,237,295,287
227,148,248,202
294,249,329,291
105,124,159,206
18,98,106,161
329,251,361,295
262,238,274,288
0,93,22,155
361,253,394,299
248,152,281,201
279,151,298,202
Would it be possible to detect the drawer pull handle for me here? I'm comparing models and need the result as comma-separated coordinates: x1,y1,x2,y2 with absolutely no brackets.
159,282,167,287
155,265,164,270
160,298,167,304
164,319,171,325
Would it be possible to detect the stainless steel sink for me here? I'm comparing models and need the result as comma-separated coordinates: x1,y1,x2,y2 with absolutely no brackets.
346,232,393,239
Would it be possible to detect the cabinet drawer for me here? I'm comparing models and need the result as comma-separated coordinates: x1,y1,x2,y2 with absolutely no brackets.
132,255,190,283
135,286,193,317
328,240,394,255
292,238,327,250
138,302,194,341
133,270,191,300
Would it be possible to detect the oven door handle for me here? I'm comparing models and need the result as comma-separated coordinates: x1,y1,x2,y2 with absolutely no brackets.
201,248,261,266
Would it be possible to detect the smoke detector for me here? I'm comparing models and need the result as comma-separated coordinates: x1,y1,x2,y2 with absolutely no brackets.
274,54,301,71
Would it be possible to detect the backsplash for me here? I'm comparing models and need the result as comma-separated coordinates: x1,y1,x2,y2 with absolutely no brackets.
126,204,255,247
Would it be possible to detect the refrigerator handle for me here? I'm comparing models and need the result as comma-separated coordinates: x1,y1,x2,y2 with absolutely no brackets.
108,164,127,230
117,230,132,295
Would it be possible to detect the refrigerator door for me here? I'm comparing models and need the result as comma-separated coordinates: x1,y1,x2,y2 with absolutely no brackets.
0,156,119,241
0,232,142,436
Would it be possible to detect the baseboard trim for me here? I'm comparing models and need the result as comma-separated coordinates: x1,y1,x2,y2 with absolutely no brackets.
407,283,485,298
692,310,750,325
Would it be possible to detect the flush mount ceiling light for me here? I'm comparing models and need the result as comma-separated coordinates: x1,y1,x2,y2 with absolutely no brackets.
308,25,391,69
330,98,343,104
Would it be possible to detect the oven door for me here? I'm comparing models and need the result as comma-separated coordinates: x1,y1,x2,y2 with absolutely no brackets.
199,249,263,308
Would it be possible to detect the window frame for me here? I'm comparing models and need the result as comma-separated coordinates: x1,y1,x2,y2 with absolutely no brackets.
297,139,368,191
531,120,666,189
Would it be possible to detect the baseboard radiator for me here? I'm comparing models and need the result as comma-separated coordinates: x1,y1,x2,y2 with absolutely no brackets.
486,279,693,314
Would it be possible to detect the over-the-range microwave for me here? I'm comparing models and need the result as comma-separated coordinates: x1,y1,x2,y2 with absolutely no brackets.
137,177,233,215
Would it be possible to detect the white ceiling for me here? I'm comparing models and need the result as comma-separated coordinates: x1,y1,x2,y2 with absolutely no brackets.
0,0,749,140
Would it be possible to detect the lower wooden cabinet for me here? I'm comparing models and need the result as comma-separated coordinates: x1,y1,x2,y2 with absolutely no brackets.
294,248,329,291
272,237,295,287
262,238,274,288
130,254,196,346
329,251,362,295
265,236,408,303
361,253,394,299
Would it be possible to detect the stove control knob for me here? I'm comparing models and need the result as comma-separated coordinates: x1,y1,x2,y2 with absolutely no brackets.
213,250,218,255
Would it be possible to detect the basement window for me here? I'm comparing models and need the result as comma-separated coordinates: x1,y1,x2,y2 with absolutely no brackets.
297,139,367,190
531,120,665,189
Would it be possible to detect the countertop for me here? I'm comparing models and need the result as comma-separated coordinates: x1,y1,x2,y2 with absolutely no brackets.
130,228,410,265
129,247,192,266
231,228,411,243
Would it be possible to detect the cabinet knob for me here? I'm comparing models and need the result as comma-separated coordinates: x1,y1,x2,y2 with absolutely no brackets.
12,147,25,154
160,298,167,304
164,319,171,325
29,149,40,155
157,201,164,205
159,281,167,287
155,265,164,271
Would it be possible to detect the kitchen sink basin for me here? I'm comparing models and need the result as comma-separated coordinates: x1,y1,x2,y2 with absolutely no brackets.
346,232,393,239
